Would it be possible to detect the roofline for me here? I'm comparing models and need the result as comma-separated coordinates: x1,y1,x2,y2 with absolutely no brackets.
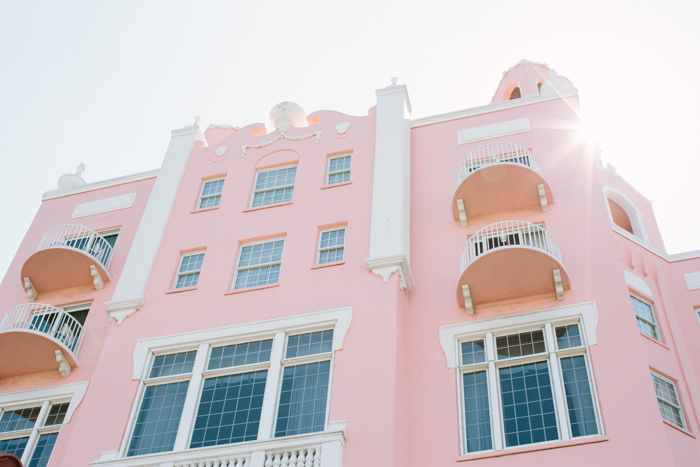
42,169,160,201
410,88,578,128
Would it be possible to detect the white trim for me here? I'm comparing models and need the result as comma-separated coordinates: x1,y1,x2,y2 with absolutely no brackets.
364,254,415,290
439,302,598,369
602,185,649,242
410,88,578,128
43,170,159,200
0,381,89,425
206,124,241,131
684,272,700,291
71,193,137,219
596,165,652,204
624,270,653,296
457,118,531,146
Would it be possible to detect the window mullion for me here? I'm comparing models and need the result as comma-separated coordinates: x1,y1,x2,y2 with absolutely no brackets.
20,399,50,466
484,332,502,451
257,331,286,441
546,323,570,442
173,343,209,450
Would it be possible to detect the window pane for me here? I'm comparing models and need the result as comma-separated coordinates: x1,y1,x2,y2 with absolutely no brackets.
319,248,344,264
320,230,345,249
328,171,351,184
329,155,351,174
199,195,221,208
150,351,197,378
234,264,281,289
652,374,684,427
179,254,204,273
631,296,658,339
463,371,492,453
461,340,486,365
500,361,558,447
190,371,267,448
127,382,189,456
238,241,285,268
496,330,546,360
28,433,59,467
209,340,273,370
561,356,598,437
202,180,225,196
0,406,41,432
0,437,28,457
286,330,334,358
275,361,330,437
44,402,70,426
176,272,200,288
555,325,582,350
252,168,297,207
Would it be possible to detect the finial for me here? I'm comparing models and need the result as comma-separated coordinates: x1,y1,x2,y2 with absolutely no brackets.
194,116,201,125
391,77,397,85
75,163,85,177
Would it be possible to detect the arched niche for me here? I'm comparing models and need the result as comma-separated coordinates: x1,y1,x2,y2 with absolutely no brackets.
255,149,300,170
602,186,648,241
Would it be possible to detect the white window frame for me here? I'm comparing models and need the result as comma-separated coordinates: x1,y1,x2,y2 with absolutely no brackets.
695,309,700,326
174,252,205,289
198,178,225,209
630,294,659,341
250,166,297,208
232,238,285,290
317,228,346,265
651,372,686,429
0,382,88,466
439,302,602,455
114,308,351,461
326,154,352,185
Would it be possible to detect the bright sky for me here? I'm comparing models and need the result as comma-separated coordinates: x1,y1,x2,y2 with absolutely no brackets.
1,1,699,282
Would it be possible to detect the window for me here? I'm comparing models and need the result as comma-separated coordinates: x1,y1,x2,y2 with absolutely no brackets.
317,229,345,264
458,322,599,454
0,401,69,466
175,253,205,289
198,179,225,209
233,239,284,290
124,321,342,459
327,154,352,185
630,295,659,340
251,166,297,208
651,373,685,428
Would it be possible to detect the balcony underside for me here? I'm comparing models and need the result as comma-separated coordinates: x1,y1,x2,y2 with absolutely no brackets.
0,330,78,378
21,248,110,294
452,164,553,222
457,248,570,308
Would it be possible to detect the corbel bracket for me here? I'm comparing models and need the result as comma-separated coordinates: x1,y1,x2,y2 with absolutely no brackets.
23,277,37,301
364,254,415,290
538,184,548,212
456,199,468,226
90,265,104,290
553,269,564,300
55,350,71,377
462,284,474,314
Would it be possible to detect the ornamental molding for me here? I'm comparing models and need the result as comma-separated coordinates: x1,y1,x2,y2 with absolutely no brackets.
241,130,322,160
364,253,415,290
104,298,144,325
0,380,89,424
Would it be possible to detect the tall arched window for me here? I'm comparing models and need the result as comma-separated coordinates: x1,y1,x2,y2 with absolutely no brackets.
602,186,648,241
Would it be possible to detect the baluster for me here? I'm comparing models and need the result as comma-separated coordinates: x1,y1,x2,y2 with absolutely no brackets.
264,453,273,467
281,451,290,467
272,453,281,467
289,451,298,467
312,448,320,467
303,449,313,467
294,449,305,467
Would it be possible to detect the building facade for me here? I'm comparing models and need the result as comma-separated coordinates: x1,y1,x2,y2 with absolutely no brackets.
1,60,699,466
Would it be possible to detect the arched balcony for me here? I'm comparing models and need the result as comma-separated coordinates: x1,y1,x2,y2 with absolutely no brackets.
456,221,570,312
0,303,84,378
21,224,114,297
452,143,553,226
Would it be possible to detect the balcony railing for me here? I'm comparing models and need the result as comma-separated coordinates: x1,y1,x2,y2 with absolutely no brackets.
38,224,115,271
0,303,85,357
460,221,562,273
457,142,542,186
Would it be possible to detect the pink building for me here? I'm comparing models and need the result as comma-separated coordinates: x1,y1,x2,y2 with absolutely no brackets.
1,60,699,466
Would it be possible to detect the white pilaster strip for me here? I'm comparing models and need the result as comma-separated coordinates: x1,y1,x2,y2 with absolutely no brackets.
258,331,286,440
173,343,209,450
545,323,570,442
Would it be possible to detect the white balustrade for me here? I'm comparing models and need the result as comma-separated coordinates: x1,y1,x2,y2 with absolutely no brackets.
457,142,542,186
0,303,85,356
38,224,114,271
264,447,320,467
460,221,562,273
174,457,249,467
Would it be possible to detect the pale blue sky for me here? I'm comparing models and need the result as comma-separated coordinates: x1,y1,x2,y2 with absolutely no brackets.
1,0,699,281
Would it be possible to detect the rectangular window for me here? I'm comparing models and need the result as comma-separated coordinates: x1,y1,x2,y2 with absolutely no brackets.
233,240,284,290
327,154,352,185
208,340,273,371
251,166,297,207
175,253,205,289
275,361,331,437
458,320,600,455
286,330,334,358
631,296,659,340
651,373,685,428
317,229,345,264
150,351,197,378
198,179,225,209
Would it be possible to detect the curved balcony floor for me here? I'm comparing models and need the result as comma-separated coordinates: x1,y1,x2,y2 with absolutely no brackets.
21,247,111,294
0,329,79,378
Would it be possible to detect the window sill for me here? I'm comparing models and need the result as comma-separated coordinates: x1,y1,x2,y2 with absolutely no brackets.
321,181,352,190
165,286,198,294
640,332,670,350
243,201,293,213
225,283,280,295
456,435,610,462
190,206,220,214
311,261,345,270
663,419,696,438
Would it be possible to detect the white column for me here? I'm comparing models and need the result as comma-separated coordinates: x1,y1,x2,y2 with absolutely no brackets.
21,400,51,465
364,79,414,290
257,331,286,440
105,119,207,325
173,343,209,450
485,332,503,452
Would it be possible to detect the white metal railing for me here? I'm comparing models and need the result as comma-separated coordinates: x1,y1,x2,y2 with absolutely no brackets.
38,224,114,271
460,221,562,273
457,142,542,186
0,303,85,356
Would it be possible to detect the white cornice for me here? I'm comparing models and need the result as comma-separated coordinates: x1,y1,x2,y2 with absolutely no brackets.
612,225,700,262
376,84,413,114
42,169,159,201
410,88,578,129
364,254,415,290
